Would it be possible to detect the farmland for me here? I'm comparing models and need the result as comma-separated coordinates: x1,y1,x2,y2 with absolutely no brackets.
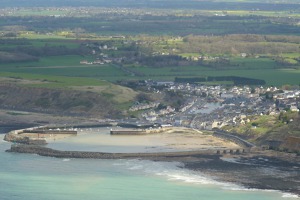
1,59,299,86
0,0,299,140
0,1,299,87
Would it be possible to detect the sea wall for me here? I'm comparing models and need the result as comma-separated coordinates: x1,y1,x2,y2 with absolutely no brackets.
4,128,47,145
6,144,249,159
4,134,47,145
24,130,77,135
110,130,146,135
213,130,254,148
110,128,171,135
4,128,77,145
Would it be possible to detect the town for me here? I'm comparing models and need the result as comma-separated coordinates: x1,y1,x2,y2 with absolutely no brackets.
127,82,300,131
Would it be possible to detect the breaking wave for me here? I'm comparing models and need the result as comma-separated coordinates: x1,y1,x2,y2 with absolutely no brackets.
114,159,299,199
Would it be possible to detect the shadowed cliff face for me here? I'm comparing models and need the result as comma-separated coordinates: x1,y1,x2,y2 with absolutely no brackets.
0,84,120,117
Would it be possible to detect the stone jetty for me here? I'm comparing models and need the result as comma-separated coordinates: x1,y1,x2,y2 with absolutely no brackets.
6,144,250,159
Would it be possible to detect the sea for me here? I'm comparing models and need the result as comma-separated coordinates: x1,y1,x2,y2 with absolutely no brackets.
0,127,299,200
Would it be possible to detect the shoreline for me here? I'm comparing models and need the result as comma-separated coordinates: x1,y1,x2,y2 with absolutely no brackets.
183,153,300,197
5,143,300,197
2,122,300,197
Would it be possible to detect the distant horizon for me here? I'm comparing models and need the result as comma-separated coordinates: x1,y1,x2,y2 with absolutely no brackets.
2,0,300,10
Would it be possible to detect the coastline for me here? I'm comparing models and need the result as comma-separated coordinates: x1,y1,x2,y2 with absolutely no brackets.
183,152,300,197
5,143,300,197
3,124,300,197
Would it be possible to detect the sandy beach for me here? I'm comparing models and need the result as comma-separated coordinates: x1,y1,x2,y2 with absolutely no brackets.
4,125,300,196
46,127,240,153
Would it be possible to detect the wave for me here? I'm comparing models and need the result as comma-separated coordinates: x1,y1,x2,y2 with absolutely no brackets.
1,139,8,143
230,188,299,199
115,159,299,199
117,159,236,187
282,193,299,198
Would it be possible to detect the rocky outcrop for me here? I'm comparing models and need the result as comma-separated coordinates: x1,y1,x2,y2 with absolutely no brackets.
4,128,77,145
280,136,300,153
4,131,47,145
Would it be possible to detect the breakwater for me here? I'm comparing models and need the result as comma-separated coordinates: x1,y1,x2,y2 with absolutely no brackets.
110,130,146,135
4,128,77,145
4,128,47,145
6,144,249,159
110,128,171,135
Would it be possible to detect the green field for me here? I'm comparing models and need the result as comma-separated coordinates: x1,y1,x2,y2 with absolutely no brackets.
0,71,138,105
1,4,300,87
0,72,109,88
0,55,85,67
0,65,127,81
1,56,299,86
229,57,278,69
127,66,300,86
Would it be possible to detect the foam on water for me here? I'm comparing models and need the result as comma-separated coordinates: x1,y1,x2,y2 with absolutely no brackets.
1,134,299,199
282,193,300,198
230,188,299,198
118,159,244,187
1,139,8,143
116,159,300,199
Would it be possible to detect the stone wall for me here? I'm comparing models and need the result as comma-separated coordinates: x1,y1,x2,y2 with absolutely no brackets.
110,130,146,135
213,130,254,148
110,128,170,135
6,144,247,159
4,133,47,145
24,130,77,135
4,128,76,145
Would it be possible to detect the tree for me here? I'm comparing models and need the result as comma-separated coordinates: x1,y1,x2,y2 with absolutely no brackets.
135,93,152,103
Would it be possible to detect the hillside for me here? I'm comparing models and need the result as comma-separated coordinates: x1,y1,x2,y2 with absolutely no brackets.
222,113,300,153
0,75,137,118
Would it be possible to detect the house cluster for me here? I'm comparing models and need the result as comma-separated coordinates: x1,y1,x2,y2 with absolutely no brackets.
134,81,300,130
190,96,277,130
274,90,300,112
190,55,229,62
80,58,112,65
178,98,196,112
141,106,175,122
129,102,160,112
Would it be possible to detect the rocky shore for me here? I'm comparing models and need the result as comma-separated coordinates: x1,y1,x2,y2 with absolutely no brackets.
6,143,300,196
184,153,300,196
3,122,300,197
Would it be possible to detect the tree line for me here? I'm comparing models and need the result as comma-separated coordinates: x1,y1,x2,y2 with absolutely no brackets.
178,34,300,55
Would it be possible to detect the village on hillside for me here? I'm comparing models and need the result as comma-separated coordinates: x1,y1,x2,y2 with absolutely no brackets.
127,82,300,130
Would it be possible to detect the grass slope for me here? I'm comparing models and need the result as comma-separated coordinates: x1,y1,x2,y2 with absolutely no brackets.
0,72,137,104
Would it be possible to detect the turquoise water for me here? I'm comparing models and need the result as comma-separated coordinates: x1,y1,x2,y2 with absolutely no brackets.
0,135,298,200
